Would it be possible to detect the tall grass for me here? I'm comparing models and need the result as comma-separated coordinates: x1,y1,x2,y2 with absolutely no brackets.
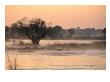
6,50,18,70
44,41,106,50
6,40,106,50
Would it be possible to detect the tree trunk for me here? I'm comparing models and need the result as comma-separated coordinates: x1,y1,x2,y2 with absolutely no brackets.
31,39,40,45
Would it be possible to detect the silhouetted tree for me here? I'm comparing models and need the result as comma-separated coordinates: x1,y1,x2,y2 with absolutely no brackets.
11,17,49,45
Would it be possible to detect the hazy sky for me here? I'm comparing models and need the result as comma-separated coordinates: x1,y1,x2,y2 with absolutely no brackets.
5,5,106,29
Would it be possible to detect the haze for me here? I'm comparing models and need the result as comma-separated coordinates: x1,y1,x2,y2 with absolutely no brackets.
5,5,106,29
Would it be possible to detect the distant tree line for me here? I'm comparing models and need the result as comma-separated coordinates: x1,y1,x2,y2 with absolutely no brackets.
5,17,106,44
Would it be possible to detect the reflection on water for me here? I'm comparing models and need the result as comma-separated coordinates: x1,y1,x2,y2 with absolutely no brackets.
5,49,106,70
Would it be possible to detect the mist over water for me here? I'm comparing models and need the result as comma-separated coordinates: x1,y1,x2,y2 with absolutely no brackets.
5,39,106,70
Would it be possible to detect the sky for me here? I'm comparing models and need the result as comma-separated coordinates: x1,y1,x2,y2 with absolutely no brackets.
5,5,106,29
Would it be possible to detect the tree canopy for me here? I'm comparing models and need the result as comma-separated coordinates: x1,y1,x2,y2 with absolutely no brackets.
9,17,49,44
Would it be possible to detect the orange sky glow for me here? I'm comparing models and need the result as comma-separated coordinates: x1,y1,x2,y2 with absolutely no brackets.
5,5,106,29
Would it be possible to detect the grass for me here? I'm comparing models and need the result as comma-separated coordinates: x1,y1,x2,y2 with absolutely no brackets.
44,41,106,50
6,40,106,51
6,50,18,70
